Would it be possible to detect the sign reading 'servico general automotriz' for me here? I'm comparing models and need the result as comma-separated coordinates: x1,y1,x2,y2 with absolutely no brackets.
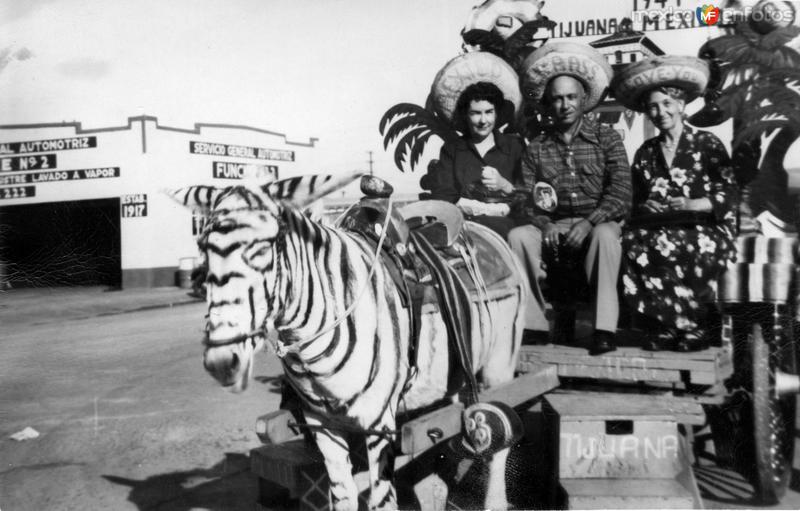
0,136,97,155
190,141,294,162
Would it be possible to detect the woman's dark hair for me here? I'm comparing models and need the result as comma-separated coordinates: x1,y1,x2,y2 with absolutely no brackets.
640,85,688,109
454,81,506,133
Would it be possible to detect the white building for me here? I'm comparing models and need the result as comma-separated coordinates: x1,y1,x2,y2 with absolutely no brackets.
0,117,316,288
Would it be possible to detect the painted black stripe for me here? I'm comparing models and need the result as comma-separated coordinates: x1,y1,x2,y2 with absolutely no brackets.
248,286,256,332
208,298,242,308
366,279,403,433
213,222,252,234
344,321,381,408
205,186,216,206
306,313,356,378
206,272,245,286
286,177,301,197
205,240,243,256
191,186,203,206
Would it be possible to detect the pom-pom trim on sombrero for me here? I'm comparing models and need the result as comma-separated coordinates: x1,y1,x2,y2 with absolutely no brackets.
430,51,522,123
611,55,710,112
520,41,613,111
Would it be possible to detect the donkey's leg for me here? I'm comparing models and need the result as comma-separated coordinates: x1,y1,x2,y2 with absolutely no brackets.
365,431,396,510
307,417,359,511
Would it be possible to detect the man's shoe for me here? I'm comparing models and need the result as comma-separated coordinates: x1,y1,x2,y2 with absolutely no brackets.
590,330,616,355
522,329,550,346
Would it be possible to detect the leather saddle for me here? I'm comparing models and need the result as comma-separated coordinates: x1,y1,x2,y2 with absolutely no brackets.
336,177,516,401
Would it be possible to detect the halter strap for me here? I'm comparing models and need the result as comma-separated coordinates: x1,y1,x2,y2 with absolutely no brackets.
203,197,394,360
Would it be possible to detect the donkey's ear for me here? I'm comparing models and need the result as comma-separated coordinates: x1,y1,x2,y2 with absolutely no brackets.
263,170,362,209
165,185,224,213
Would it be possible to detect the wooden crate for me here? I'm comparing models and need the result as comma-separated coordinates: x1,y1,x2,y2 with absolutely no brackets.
560,478,694,509
519,343,733,387
251,440,331,511
544,393,685,480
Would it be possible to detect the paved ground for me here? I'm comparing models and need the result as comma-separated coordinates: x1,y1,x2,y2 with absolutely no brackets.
0,285,202,328
1,286,282,511
1,286,799,510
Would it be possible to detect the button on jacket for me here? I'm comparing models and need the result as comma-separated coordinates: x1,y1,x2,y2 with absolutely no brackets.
520,118,631,227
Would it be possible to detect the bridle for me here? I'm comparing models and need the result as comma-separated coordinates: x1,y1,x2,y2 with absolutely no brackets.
202,197,394,359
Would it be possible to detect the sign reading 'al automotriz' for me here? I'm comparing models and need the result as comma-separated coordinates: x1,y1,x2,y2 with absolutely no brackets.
213,161,278,180
0,154,57,172
121,193,147,217
0,136,97,155
190,141,294,161
0,186,35,200
0,167,119,186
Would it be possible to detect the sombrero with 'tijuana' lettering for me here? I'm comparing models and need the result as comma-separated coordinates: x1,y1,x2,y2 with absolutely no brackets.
519,41,614,111
611,55,710,112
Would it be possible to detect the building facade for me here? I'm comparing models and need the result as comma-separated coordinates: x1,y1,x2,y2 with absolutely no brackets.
0,116,316,288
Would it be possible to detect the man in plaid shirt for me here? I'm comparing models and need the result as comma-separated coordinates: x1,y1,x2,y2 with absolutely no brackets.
510,46,631,355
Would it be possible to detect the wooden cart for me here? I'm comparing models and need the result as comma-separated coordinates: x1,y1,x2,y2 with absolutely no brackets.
249,235,799,509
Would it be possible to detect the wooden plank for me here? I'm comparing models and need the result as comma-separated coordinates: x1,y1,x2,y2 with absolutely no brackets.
479,363,560,407
399,364,559,455
519,345,726,373
520,344,731,386
556,363,683,383
400,402,464,456
550,391,706,425
561,479,695,509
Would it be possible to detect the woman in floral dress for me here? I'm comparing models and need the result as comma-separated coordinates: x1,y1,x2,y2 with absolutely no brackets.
613,56,739,351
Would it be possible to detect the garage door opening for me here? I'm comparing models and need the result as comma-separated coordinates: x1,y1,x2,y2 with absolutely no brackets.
0,198,121,288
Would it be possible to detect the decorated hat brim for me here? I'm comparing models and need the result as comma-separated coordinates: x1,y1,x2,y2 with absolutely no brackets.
611,55,710,112
430,51,522,123
519,41,614,112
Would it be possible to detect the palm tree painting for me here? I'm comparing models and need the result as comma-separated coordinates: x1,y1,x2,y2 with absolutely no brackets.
689,0,800,232
378,4,554,174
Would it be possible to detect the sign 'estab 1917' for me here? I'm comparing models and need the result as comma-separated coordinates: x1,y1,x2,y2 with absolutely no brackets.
190,141,294,162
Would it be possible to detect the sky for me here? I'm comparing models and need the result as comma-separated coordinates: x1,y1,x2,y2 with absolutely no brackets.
2,0,798,195
0,0,473,196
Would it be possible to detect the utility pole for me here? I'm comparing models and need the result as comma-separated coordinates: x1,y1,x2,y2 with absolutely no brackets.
367,151,374,176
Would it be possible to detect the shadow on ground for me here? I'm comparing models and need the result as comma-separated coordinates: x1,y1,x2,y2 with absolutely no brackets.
103,452,257,511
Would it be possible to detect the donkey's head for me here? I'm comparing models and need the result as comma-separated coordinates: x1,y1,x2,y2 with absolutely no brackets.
169,172,360,391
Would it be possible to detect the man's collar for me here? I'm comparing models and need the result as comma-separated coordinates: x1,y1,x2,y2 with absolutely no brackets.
544,116,599,145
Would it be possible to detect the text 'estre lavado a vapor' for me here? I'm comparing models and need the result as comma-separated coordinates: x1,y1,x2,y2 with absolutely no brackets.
0,167,119,185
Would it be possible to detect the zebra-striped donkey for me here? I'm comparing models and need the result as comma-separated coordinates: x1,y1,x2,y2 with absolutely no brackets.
169,172,525,511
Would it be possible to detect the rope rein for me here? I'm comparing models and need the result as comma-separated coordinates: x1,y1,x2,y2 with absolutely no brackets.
268,197,394,357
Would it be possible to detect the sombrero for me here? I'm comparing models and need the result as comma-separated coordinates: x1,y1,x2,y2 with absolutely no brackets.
463,0,545,40
519,41,613,111
611,55,710,112
430,51,522,123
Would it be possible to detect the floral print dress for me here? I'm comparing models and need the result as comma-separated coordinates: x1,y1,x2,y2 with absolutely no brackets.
622,125,738,334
